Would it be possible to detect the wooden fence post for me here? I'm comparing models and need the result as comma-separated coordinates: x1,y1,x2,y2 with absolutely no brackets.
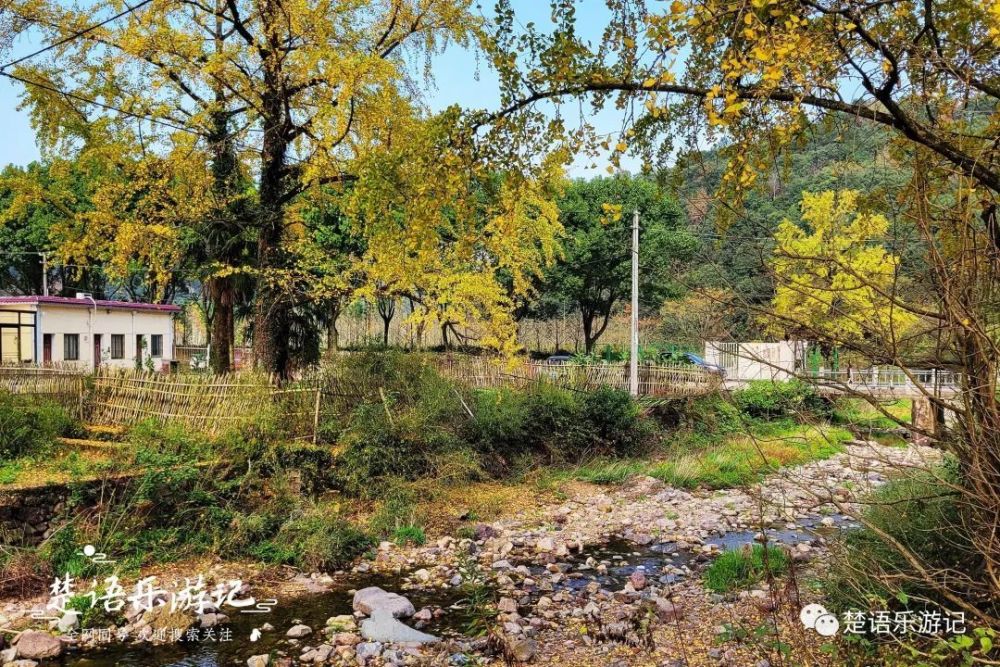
78,376,85,421
312,388,321,444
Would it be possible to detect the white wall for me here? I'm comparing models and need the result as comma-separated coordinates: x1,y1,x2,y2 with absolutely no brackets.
704,341,801,381
38,305,175,371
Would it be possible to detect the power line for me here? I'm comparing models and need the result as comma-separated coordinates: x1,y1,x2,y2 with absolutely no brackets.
0,0,156,71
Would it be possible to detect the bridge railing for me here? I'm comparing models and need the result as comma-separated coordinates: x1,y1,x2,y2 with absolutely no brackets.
435,357,721,397
810,366,961,393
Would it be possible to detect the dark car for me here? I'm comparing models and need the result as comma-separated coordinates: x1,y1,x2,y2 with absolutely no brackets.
545,354,573,365
660,350,727,378
683,352,727,378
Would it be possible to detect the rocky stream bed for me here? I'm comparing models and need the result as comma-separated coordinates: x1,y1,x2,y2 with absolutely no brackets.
0,440,939,666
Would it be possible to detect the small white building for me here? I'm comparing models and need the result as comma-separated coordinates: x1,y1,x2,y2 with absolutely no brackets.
0,295,180,371
704,341,806,382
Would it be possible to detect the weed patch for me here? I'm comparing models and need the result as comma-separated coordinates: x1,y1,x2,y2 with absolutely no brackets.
649,425,851,489
704,544,789,593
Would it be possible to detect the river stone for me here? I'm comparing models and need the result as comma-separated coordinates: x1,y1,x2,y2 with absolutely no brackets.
7,660,41,667
359,609,439,645
199,612,229,628
286,624,312,638
14,631,63,660
247,655,270,667
510,638,538,662
57,610,79,633
654,598,685,623
353,587,415,618
355,641,383,661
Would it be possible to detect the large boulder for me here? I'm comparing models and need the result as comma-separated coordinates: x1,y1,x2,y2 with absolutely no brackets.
359,609,439,645
14,631,63,660
352,587,415,619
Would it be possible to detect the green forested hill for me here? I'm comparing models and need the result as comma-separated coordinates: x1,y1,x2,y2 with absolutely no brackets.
667,118,911,338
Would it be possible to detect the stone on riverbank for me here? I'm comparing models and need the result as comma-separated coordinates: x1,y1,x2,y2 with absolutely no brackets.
509,638,538,662
353,587,415,618
286,624,312,638
359,609,439,645
13,631,63,660
246,655,269,667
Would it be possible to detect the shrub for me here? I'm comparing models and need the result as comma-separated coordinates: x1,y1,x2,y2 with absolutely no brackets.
127,419,212,459
823,462,985,614
0,392,76,459
579,387,655,457
367,483,419,537
732,380,830,419
466,384,653,470
335,403,463,496
684,394,744,435
703,544,789,593
274,505,373,570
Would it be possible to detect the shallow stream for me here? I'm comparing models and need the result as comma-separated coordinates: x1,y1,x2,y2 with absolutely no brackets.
60,514,857,665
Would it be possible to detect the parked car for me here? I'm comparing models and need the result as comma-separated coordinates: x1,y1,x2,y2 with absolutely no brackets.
682,352,727,378
545,354,573,365
659,350,726,377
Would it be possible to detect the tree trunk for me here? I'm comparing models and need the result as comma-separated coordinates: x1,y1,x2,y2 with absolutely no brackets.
252,10,292,379
582,310,595,354
207,276,234,374
204,15,240,374
326,303,340,354
376,296,395,347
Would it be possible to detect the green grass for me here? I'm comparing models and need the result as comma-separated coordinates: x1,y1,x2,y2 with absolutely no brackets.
552,424,852,490
703,544,789,593
392,524,427,546
648,425,852,490
833,399,912,430
0,461,23,484
567,459,647,484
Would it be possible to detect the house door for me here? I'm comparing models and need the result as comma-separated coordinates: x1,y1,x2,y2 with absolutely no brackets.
43,334,52,364
93,334,102,368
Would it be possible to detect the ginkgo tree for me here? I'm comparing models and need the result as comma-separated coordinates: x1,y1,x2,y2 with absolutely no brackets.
343,108,566,356
767,190,917,353
8,0,487,376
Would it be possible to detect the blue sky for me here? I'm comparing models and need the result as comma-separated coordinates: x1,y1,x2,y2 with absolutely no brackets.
0,0,637,174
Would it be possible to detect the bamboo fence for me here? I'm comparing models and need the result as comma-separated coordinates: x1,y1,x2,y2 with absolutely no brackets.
0,366,324,438
87,369,278,434
1,355,720,440
0,364,86,415
434,356,721,397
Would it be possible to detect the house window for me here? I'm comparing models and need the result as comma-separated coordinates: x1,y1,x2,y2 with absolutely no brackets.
111,334,125,359
150,334,163,358
64,334,80,361
0,311,36,364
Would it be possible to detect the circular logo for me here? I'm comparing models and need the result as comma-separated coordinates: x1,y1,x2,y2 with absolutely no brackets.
800,603,828,629
814,613,841,636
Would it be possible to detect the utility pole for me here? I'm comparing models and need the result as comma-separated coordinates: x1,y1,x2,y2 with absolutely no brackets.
41,252,49,296
629,209,639,397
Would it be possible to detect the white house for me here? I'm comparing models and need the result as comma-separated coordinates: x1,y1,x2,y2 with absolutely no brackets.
703,340,806,382
0,295,180,371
